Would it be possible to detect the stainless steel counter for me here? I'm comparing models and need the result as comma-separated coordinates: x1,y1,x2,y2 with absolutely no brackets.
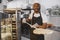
33,28,60,40
47,26,60,32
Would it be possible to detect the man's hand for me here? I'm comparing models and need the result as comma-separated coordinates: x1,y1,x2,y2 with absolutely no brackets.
26,19,30,22
47,24,53,28
39,26,46,29
36,23,47,29
22,18,31,23
26,18,32,22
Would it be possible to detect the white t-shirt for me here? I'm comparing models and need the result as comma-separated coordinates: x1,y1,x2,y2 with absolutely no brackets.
29,12,48,23
22,12,48,28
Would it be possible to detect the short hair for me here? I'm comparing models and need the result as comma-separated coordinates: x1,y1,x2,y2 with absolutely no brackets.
33,3,41,9
33,3,40,5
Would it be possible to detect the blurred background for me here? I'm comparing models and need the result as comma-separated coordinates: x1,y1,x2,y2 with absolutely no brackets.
0,0,60,26
0,0,60,40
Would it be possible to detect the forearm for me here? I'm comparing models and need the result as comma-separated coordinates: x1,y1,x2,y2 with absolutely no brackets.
22,18,31,23
38,23,47,29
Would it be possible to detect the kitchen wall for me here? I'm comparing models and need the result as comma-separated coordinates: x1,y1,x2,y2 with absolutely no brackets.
28,0,60,9
0,0,60,10
0,0,15,10
0,0,60,26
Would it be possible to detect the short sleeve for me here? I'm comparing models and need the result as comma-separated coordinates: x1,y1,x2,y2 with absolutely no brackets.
41,12,48,23
28,12,33,19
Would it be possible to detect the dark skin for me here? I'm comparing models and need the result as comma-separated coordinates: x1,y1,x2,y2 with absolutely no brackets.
26,3,49,29
33,3,40,13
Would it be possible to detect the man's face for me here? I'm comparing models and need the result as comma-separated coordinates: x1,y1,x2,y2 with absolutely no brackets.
33,3,40,12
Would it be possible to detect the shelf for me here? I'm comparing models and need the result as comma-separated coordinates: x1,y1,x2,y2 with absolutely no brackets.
12,33,16,34
12,23,16,25
12,35,16,37
3,8,21,14
12,28,16,29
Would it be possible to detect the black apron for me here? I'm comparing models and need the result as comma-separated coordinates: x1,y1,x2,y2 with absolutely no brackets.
32,13,43,25
30,13,44,40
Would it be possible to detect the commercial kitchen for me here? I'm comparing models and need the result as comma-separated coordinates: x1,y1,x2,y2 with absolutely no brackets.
0,0,60,40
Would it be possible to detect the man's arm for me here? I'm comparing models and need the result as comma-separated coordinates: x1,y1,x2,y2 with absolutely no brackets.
26,13,33,22
40,12,48,29
40,23,47,29
36,23,47,29
37,23,53,29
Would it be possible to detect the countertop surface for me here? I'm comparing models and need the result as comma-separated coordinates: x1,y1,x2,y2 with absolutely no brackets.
47,26,60,32
33,28,55,35
33,28,60,40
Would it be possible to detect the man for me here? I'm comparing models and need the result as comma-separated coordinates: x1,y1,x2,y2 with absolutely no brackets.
22,3,50,40
26,3,47,28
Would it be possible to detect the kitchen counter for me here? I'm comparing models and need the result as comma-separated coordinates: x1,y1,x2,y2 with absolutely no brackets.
33,28,60,40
